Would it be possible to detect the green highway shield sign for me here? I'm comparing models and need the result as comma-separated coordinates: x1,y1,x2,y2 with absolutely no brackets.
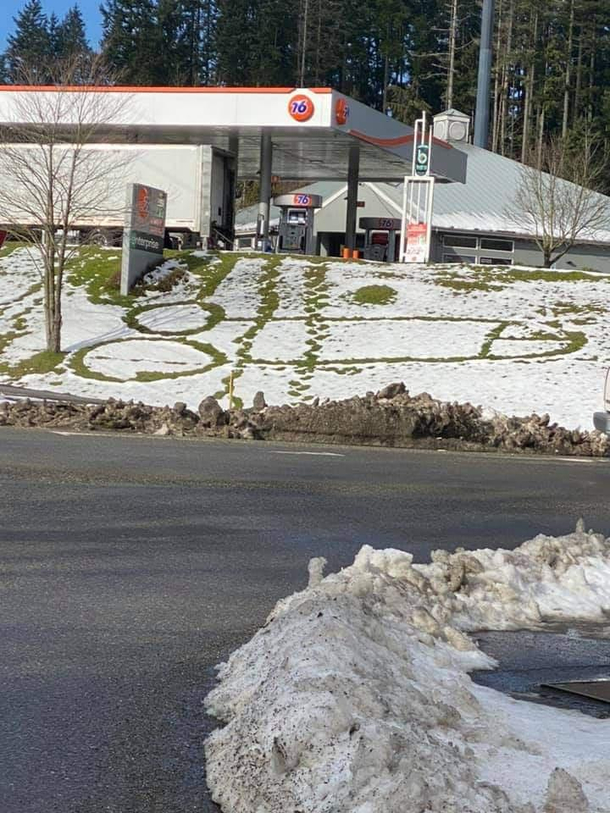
415,144,430,176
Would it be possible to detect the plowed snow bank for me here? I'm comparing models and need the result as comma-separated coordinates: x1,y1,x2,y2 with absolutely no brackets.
205,522,610,812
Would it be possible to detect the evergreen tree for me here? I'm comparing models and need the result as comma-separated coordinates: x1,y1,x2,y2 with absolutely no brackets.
2,0,610,172
100,0,164,84
4,0,52,82
48,12,61,58
56,5,91,60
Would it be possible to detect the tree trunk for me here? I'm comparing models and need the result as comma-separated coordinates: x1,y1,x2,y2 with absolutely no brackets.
562,0,574,140
573,28,582,123
382,50,389,112
491,0,504,152
587,24,596,124
446,0,458,109
536,106,545,168
521,11,538,163
499,0,514,156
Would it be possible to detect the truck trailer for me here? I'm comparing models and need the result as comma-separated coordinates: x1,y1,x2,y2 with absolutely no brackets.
0,143,235,247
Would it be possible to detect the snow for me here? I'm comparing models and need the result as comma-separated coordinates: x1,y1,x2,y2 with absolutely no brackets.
135,303,211,333
2,248,610,427
84,338,213,380
318,318,493,361
0,246,41,305
249,320,311,362
211,258,267,318
205,523,610,813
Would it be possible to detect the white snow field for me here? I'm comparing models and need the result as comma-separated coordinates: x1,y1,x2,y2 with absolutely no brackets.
1,247,610,428
205,522,610,813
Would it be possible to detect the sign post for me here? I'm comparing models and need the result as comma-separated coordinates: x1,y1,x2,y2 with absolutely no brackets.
400,111,435,264
120,183,167,295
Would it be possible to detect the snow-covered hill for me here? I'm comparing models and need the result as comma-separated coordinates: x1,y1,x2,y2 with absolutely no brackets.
1,247,609,429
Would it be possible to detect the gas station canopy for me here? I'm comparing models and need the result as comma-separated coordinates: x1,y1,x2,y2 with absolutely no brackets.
0,86,467,183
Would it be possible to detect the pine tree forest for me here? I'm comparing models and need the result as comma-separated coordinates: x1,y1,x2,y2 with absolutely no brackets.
2,0,610,175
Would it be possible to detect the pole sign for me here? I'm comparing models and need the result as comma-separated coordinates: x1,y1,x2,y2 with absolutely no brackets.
415,144,430,176
121,183,167,295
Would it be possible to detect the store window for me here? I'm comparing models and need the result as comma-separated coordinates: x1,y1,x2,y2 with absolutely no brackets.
443,234,477,249
480,237,514,252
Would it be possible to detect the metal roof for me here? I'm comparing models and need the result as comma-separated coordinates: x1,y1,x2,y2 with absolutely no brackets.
236,141,610,244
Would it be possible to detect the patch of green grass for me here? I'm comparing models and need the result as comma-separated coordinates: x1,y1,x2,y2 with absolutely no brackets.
485,328,587,360
0,241,28,258
7,350,66,378
433,265,610,294
508,269,608,283
479,322,510,358
434,277,502,292
551,300,606,316
352,284,397,306
67,246,130,306
68,247,217,308
133,266,187,294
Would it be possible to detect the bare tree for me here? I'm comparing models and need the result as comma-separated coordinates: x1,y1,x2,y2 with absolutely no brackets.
511,134,609,267
0,56,133,353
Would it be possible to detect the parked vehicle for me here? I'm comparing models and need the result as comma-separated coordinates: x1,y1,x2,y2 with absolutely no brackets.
0,143,234,247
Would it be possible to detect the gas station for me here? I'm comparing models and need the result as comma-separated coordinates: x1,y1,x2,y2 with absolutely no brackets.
0,85,468,259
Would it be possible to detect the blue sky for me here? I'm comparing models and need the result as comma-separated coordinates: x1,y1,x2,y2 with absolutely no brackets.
1,1,102,50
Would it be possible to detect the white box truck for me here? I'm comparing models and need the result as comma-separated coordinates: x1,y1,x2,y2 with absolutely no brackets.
0,143,235,247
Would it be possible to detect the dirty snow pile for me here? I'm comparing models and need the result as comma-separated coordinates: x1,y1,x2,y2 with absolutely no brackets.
205,521,610,813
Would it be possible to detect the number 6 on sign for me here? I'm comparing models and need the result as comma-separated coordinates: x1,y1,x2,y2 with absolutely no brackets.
288,95,315,122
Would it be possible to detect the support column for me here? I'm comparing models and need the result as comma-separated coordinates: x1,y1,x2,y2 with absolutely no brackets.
257,132,273,247
227,133,239,245
345,144,360,251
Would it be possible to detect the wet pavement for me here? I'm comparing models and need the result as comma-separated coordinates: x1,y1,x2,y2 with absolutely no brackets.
473,626,610,718
3,427,610,811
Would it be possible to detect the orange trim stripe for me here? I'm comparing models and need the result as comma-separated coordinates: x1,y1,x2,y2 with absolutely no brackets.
350,128,452,150
0,85,333,94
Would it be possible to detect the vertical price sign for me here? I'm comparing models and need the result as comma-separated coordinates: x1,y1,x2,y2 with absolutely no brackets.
404,222,429,263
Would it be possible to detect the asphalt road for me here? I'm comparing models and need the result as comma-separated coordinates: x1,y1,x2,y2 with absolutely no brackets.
2,427,610,813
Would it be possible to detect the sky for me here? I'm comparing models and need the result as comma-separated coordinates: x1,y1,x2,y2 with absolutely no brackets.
1,0,102,50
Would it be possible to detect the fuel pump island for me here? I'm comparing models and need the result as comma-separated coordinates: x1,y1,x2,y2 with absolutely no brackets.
274,193,323,255
359,217,402,262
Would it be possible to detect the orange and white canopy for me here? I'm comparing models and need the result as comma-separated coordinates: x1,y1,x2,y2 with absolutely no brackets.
0,86,467,183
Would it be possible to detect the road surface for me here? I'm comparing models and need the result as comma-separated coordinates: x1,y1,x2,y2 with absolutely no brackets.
2,427,610,812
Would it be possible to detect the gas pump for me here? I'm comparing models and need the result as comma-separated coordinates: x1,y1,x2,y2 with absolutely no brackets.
359,217,402,262
275,193,322,255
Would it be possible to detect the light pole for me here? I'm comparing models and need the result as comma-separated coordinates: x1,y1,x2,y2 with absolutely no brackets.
474,0,495,148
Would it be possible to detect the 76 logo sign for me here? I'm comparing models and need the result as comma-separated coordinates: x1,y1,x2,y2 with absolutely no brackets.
288,95,315,122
